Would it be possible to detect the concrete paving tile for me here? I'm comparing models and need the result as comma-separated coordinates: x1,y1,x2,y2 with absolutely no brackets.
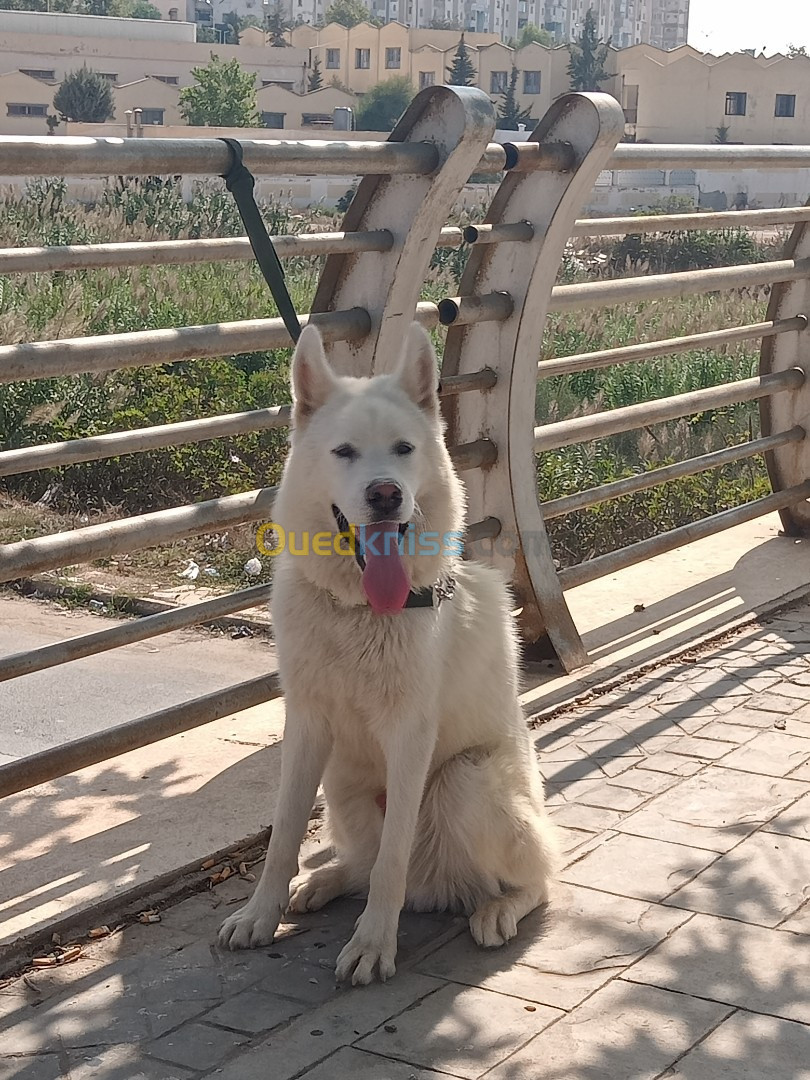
714,706,779,729
604,768,681,795
556,780,650,812
561,833,718,904
769,681,810,701
486,979,729,1080
691,721,761,744
417,883,691,1012
667,736,735,761
357,983,560,1079
548,802,623,832
718,732,810,777
556,827,599,855
147,1021,249,1071
214,973,440,1080
540,759,606,785
665,831,810,926
742,693,803,715
256,959,344,1006
662,1010,810,1080
788,761,810,781
779,902,810,934
68,1045,194,1079
763,790,810,840
642,753,705,777
300,1046,449,1079
0,1056,64,1080
202,987,303,1033
598,756,645,777
616,768,807,852
625,913,810,1023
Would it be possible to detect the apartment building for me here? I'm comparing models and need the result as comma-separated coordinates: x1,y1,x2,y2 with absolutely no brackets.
540,0,688,50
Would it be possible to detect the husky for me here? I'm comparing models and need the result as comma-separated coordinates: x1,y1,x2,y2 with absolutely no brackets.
218,322,556,985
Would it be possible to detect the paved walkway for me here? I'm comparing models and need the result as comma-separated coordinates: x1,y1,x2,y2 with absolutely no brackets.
2,605,810,1079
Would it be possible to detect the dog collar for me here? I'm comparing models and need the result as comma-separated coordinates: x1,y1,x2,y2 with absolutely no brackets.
330,504,455,611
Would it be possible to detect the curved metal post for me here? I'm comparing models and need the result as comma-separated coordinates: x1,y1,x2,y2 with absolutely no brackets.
311,85,497,377
442,93,625,672
760,207,810,535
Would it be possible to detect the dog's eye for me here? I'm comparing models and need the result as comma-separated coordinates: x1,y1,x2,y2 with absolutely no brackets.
394,442,414,457
332,444,358,461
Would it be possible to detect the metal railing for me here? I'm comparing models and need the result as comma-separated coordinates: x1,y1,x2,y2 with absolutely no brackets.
1,85,809,802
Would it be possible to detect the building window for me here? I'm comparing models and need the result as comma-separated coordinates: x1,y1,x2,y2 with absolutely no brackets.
153,75,179,85
419,71,435,89
523,70,541,94
725,91,747,116
355,48,370,69
326,48,340,69
262,111,285,128
490,70,508,94
385,47,401,69
775,93,796,118
7,102,48,117
20,69,55,81
140,108,165,125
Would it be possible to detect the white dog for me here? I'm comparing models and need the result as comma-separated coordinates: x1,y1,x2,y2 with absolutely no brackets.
218,322,556,984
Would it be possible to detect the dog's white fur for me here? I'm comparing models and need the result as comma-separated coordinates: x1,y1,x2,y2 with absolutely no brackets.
218,323,556,984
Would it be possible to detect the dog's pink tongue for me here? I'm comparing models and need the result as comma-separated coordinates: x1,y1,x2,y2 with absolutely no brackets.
362,522,410,615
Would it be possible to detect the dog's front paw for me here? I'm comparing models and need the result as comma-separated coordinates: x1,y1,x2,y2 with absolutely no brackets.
335,922,397,985
217,896,284,951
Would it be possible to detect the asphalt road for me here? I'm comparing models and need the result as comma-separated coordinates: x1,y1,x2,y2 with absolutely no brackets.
0,594,276,761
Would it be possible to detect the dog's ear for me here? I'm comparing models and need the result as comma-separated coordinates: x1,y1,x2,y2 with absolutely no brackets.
291,324,337,422
396,323,439,413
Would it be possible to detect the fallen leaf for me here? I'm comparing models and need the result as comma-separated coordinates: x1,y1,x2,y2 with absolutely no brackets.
137,910,161,924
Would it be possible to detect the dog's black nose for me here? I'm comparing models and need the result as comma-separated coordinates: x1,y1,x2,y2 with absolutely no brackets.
365,481,403,518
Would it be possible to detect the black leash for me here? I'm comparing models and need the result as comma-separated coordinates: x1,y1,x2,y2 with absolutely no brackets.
219,138,302,344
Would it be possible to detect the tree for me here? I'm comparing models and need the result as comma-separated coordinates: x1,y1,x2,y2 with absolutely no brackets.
787,44,808,57
179,55,260,127
53,66,114,123
446,34,476,86
355,76,414,131
714,123,730,143
324,0,370,28
126,0,161,17
197,24,217,42
221,10,241,43
265,2,290,45
515,24,554,49
496,66,532,130
567,8,612,92
308,55,324,91
430,16,462,30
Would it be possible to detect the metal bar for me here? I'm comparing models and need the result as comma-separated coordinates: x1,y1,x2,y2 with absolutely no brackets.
438,291,514,326
462,222,535,245
1,295,515,385
466,516,502,543
0,136,440,178
0,223,541,278
610,144,810,170
0,584,273,683
0,672,282,800
573,206,810,238
0,486,278,584
0,406,291,477
448,438,497,471
0,308,369,385
0,136,577,180
0,374,494,478
533,368,804,453
542,427,805,520
0,231,395,275
537,316,808,380
558,480,810,591
549,259,810,313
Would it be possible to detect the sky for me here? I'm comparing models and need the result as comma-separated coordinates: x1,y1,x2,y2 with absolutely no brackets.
688,0,810,56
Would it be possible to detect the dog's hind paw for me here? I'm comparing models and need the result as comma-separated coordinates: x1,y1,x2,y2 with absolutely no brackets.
289,865,347,913
217,899,283,950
